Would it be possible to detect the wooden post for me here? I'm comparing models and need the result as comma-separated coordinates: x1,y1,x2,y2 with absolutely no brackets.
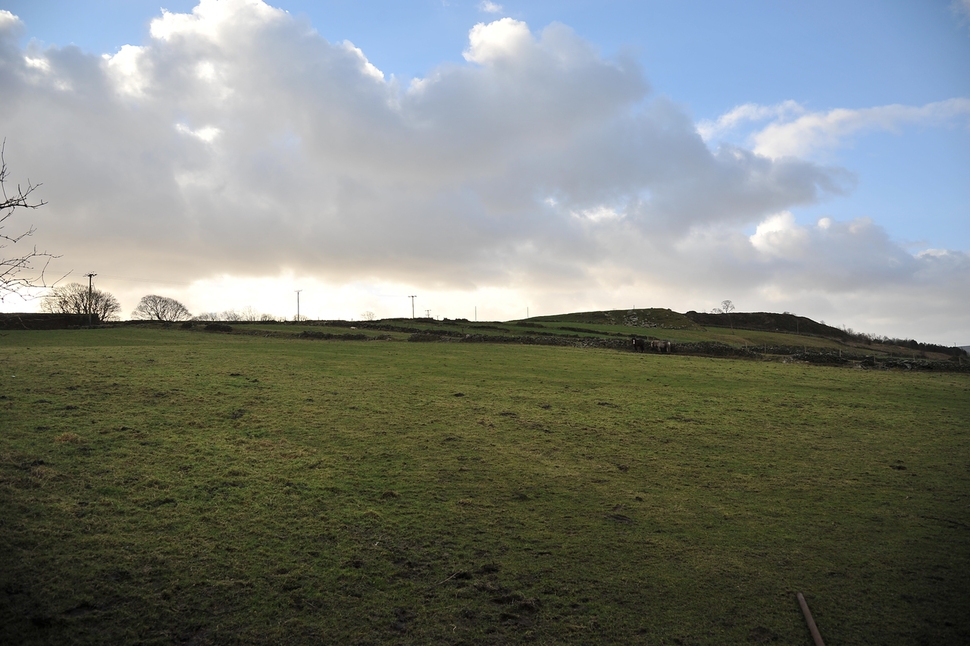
85,273,97,326
797,592,825,646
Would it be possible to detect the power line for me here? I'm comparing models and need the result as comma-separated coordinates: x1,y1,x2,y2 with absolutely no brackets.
87,273,194,286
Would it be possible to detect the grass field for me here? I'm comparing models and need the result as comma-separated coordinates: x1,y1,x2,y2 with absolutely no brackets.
2,327,968,644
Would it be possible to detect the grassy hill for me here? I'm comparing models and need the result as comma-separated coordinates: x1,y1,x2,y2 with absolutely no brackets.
299,308,966,367
683,310,850,339
528,308,699,330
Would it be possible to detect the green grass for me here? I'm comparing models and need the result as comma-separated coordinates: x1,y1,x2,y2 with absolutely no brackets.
1,329,968,644
184,312,949,360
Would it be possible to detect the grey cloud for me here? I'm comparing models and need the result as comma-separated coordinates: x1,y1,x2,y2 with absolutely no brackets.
0,3,846,284
644,215,970,342
0,1,964,342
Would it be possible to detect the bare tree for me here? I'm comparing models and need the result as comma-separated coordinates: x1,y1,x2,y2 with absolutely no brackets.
41,282,121,321
192,308,263,322
1,141,57,301
712,299,736,330
240,306,261,322
132,295,191,322
361,311,376,321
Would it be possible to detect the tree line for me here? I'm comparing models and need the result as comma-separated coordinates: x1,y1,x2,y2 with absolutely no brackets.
40,287,190,322
39,287,285,323
0,142,283,324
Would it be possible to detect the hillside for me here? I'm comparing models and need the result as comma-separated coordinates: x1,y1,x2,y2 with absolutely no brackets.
242,307,965,369
112,307,968,368
684,310,849,339
528,308,700,330
518,308,965,363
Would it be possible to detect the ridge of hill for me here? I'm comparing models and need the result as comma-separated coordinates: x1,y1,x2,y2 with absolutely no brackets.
683,310,850,339
528,308,700,330
526,308,844,338
508,308,966,362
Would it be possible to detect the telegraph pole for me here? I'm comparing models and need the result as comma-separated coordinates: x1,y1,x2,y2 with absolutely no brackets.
84,273,96,326
408,295,416,319
425,309,431,319
295,290,302,322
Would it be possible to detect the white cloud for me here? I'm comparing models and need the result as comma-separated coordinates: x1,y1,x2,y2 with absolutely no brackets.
24,56,50,72
479,1,504,14
340,41,385,81
753,99,970,158
703,98,970,159
175,123,221,142
150,0,286,42
572,205,623,223
697,100,804,141
749,211,808,258
463,18,532,64
103,45,150,97
0,9,20,32
0,0,966,343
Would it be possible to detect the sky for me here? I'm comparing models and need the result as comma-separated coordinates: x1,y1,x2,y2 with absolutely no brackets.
0,0,968,344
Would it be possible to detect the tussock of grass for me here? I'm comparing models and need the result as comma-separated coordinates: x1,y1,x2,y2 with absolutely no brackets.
0,328,968,645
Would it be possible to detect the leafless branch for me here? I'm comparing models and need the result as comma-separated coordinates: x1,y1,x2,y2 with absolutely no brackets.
0,139,60,301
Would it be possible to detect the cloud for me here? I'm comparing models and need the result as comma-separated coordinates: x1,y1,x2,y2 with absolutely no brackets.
0,9,20,32
0,0,966,343
701,98,970,159
149,0,286,42
479,1,504,14
697,100,805,141
748,211,809,258
463,17,531,64
953,0,970,27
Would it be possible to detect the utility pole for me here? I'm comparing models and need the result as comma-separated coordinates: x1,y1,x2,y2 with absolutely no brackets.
527,307,529,318
408,295,416,319
84,273,96,326
475,306,477,321
425,309,431,319
295,290,302,322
